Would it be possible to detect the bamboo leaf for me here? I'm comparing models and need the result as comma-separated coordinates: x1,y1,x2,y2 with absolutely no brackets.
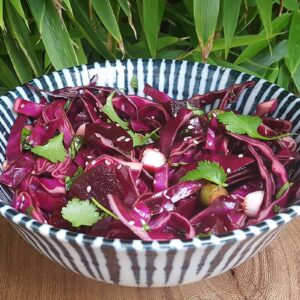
288,12,300,75
6,1,43,76
277,63,290,90
255,0,273,41
193,0,220,61
0,0,4,30
74,39,87,65
118,0,137,38
183,0,193,15
223,0,241,58
3,30,32,83
28,0,79,70
0,57,19,88
62,0,73,15
143,0,164,58
9,0,29,29
235,13,291,65
91,0,123,51
292,64,300,93
70,0,114,59
275,0,299,11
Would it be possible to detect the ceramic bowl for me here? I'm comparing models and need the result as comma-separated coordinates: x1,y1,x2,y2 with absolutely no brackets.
0,59,299,287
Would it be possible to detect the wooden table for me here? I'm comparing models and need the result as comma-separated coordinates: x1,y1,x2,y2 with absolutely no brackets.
1,217,300,300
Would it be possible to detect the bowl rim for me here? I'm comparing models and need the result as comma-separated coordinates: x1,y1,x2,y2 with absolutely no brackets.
0,58,300,249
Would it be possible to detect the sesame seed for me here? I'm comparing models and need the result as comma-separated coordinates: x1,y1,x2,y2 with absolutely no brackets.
85,162,89,166
94,107,97,112
128,221,135,225
117,164,122,169
87,155,93,159
21,195,25,202
91,160,96,165
153,180,156,185
124,138,131,142
184,136,191,141
116,136,125,142
95,133,101,138
20,104,25,109
20,203,24,210
136,179,141,185
173,113,177,117
150,116,155,119
238,154,244,158
86,186,91,193
193,140,200,144
141,219,146,225
212,112,217,118
227,168,231,173
208,141,213,146
187,125,194,130
105,160,111,166
115,124,120,127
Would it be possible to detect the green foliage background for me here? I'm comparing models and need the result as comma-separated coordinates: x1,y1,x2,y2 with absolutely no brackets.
0,0,299,95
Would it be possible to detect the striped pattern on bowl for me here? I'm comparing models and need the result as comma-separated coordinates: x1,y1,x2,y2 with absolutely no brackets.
0,59,299,287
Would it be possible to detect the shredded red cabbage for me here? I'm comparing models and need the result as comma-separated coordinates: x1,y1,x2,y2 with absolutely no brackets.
1,78,299,240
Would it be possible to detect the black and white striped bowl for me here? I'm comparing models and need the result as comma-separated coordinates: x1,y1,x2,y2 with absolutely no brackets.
0,59,299,287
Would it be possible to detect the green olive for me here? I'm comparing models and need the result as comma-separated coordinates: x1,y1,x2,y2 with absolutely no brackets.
199,183,228,206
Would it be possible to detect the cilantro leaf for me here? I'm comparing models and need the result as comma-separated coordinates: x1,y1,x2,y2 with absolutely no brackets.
187,102,204,116
91,198,119,220
181,160,228,187
217,112,289,140
65,166,83,192
21,128,32,151
103,91,129,130
275,182,293,199
128,128,159,147
142,223,151,232
25,206,34,216
69,136,84,159
273,205,282,214
64,99,72,111
130,75,138,89
197,232,211,238
31,133,66,163
62,198,101,227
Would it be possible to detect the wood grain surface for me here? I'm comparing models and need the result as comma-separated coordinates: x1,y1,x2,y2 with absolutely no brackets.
1,216,300,300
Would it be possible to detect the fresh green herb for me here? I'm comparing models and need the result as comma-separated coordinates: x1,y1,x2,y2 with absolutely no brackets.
217,111,289,140
275,182,293,199
21,127,32,151
61,198,101,227
25,206,34,216
69,136,84,159
64,99,72,111
142,223,151,232
103,91,129,130
187,102,204,116
197,232,211,238
181,160,228,187
273,205,282,214
31,133,66,163
65,166,83,192
91,197,119,220
128,128,159,147
130,75,138,89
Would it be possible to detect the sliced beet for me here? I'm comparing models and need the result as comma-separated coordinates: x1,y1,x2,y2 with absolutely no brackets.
68,163,122,201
